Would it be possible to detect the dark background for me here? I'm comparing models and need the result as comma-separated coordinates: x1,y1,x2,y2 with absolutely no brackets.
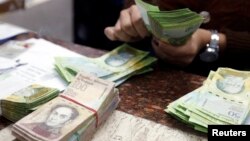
73,0,124,50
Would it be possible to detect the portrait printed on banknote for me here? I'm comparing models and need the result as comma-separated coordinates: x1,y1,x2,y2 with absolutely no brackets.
216,74,245,94
23,104,79,139
104,47,136,67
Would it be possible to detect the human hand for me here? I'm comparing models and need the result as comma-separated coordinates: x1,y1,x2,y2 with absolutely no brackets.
104,5,150,42
151,29,212,67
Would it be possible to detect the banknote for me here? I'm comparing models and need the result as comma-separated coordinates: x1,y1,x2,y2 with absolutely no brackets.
194,90,249,124
148,11,203,45
55,56,114,82
68,90,119,141
62,71,115,111
55,58,77,83
13,96,95,141
135,0,204,45
13,71,117,141
106,56,157,82
95,44,149,72
1,84,59,122
135,0,159,30
165,67,250,133
207,68,250,101
54,43,157,86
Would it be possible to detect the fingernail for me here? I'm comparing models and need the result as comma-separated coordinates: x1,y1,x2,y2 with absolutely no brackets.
104,27,117,41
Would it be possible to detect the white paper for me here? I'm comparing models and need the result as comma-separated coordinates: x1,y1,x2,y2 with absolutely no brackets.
0,111,207,141
0,22,29,40
92,111,207,141
0,38,82,100
0,124,15,141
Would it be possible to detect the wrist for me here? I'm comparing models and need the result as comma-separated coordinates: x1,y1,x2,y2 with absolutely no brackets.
198,29,227,53
198,29,212,49
199,30,220,62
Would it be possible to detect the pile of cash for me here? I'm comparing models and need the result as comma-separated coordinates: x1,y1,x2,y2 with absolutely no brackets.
135,0,204,45
1,85,59,122
0,38,89,121
55,43,157,86
165,68,250,133
12,71,119,141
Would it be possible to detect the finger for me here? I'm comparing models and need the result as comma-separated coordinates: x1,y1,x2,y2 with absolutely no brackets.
104,27,118,41
152,37,177,58
114,20,134,42
119,9,139,37
156,37,197,57
130,5,150,38
152,38,170,61
152,38,190,66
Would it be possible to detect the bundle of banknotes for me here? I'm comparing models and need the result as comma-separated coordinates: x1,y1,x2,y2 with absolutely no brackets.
55,43,157,86
0,38,86,122
165,68,250,133
135,0,204,45
12,71,120,141
1,85,59,122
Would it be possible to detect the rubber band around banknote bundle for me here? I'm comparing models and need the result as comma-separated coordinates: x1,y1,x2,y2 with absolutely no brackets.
59,95,99,128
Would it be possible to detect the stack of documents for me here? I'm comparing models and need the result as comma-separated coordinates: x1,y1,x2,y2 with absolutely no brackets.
55,43,157,86
135,0,204,45
12,71,120,141
165,68,250,133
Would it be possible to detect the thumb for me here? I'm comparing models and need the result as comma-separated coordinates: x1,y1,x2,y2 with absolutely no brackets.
104,27,117,41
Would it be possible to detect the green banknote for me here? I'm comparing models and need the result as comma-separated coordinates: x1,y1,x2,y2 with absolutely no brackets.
12,71,117,141
94,44,149,72
106,56,157,82
55,59,76,83
136,0,204,46
194,90,249,124
135,0,159,30
148,10,203,45
207,68,250,101
55,56,114,83
1,84,59,122
55,43,156,86
165,68,250,133
166,87,228,133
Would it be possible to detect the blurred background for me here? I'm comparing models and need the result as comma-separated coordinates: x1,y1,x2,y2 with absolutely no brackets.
0,0,124,50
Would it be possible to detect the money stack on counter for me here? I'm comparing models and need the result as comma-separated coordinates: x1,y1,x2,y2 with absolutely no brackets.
1,85,59,122
135,0,204,45
165,68,250,133
55,43,157,86
12,71,119,141
0,38,91,122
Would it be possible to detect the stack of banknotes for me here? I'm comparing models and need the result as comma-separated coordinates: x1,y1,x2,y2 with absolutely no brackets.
165,68,250,133
12,71,120,141
0,38,85,122
1,85,59,122
55,43,157,86
135,0,204,45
